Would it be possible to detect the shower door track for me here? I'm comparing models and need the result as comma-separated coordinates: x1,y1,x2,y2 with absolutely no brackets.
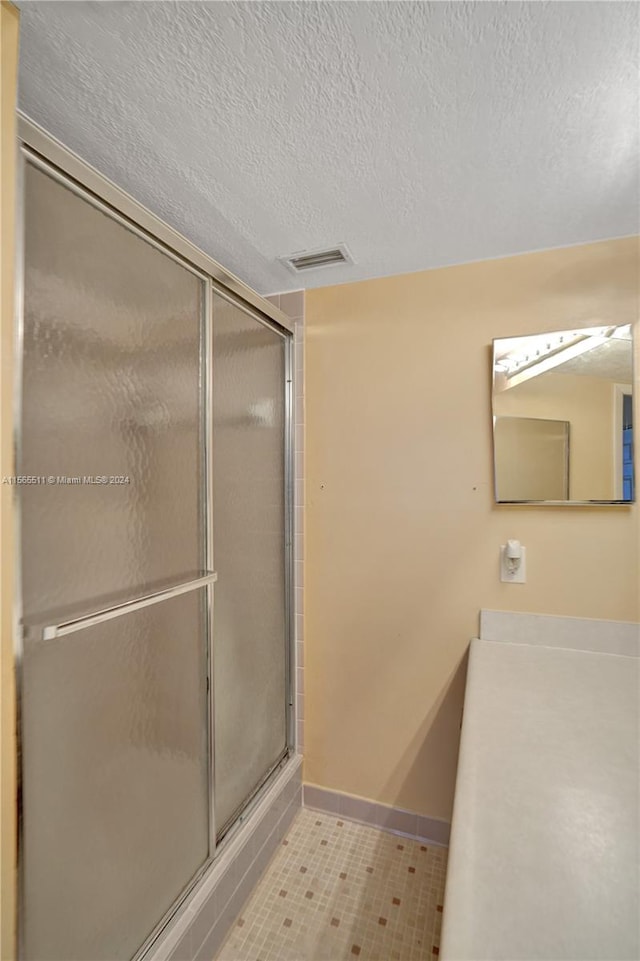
14,113,295,961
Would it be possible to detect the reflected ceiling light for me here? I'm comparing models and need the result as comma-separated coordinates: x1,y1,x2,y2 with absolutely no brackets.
495,325,619,391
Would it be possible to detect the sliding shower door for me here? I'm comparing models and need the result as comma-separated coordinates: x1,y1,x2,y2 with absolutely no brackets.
211,293,290,836
18,132,292,961
19,160,211,961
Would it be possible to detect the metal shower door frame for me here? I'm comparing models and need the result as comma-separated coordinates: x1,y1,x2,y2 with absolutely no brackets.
206,283,294,846
14,114,295,961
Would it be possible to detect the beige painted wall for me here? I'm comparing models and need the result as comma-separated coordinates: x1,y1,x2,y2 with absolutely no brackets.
304,237,639,822
494,372,628,500
1,2,18,958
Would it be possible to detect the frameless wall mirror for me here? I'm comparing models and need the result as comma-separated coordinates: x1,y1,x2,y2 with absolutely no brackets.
492,324,635,504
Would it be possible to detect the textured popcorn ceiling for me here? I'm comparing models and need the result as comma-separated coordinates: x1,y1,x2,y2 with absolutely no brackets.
16,1,639,294
556,339,633,382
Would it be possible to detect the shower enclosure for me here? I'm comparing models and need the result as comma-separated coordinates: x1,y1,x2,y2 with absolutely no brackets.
15,120,293,961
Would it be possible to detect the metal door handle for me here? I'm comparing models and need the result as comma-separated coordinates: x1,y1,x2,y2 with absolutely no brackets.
42,572,218,640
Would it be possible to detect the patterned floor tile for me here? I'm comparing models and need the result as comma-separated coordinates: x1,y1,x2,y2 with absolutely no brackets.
216,808,447,961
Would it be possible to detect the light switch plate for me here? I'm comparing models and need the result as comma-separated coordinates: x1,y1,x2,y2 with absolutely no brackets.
500,545,526,583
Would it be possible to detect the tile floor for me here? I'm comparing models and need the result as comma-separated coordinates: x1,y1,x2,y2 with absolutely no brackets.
217,808,448,961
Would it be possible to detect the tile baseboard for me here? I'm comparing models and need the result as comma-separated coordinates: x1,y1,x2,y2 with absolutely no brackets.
148,754,303,961
303,783,450,848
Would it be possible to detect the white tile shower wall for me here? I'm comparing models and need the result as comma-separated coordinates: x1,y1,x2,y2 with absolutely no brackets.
267,291,305,752
303,783,451,848
148,756,303,961
479,610,640,657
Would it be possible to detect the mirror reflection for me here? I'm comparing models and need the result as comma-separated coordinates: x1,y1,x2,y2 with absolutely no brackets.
492,325,634,504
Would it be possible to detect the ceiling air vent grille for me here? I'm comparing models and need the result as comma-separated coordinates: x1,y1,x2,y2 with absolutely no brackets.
281,244,353,273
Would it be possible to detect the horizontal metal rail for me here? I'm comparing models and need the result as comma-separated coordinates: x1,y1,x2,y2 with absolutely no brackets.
42,572,217,640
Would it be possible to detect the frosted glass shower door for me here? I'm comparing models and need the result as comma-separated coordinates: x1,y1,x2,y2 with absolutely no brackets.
212,294,289,836
20,160,211,961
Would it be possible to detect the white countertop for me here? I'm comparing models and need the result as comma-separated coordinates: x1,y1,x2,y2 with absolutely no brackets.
440,638,639,961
